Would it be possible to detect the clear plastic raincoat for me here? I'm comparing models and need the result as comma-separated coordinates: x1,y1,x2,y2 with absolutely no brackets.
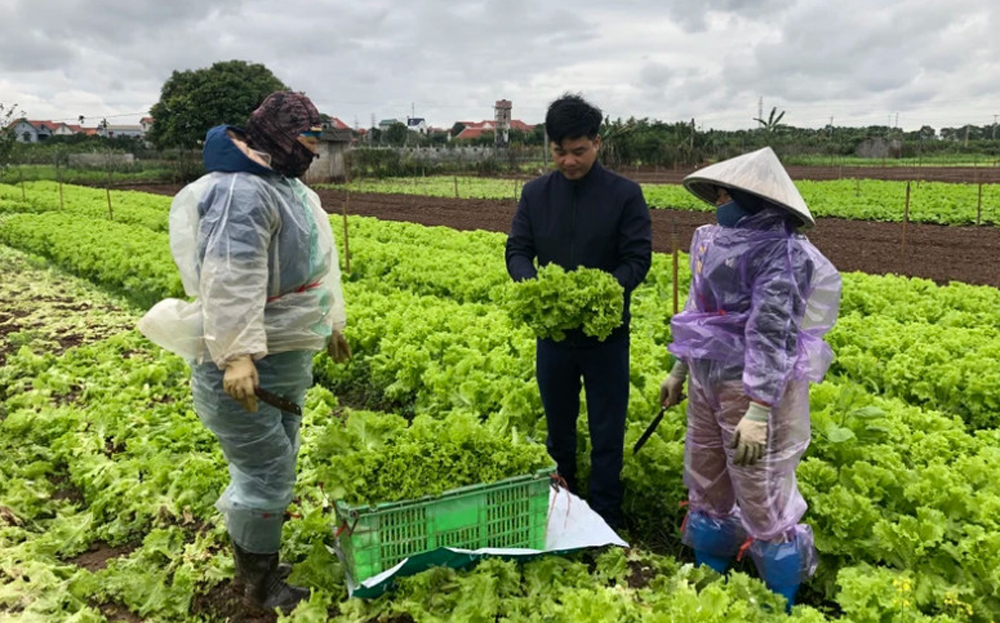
138,126,345,552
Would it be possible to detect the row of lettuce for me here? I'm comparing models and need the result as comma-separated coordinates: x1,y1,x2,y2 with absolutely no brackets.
324,175,1000,226
2,183,1000,620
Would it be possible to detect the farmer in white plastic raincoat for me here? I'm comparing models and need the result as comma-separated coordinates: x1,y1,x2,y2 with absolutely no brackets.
139,91,349,613
659,147,841,609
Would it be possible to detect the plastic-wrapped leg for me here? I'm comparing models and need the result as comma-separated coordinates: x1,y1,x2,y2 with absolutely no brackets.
748,525,817,612
682,366,743,571
682,510,746,573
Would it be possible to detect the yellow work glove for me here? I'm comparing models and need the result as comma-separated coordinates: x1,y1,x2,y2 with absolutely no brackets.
659,360,688,408
327,329,352,364
223,355,259,413
730,401,770,466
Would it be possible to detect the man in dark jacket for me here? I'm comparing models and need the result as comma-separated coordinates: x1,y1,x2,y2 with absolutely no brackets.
505,94,652,529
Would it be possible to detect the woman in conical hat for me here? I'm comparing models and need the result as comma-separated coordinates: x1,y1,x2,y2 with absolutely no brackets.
660,147,842,610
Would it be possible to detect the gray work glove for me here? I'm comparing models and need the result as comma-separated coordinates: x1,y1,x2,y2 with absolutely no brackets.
730,401,770,466
223,355,258,413
327,329,352,364
659,360,688,408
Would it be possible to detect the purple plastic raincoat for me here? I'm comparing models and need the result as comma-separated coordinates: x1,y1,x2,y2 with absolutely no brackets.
669,208,840,570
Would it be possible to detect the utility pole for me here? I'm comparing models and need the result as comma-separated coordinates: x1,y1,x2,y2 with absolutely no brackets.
993,114,997,140
758,97,763,123
895,112,899,128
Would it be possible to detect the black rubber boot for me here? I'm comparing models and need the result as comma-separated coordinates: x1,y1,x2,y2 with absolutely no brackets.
232,543,309,613
234,551,292,587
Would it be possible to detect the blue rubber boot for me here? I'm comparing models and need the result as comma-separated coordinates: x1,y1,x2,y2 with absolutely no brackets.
682,511,745,574
749,538,803,612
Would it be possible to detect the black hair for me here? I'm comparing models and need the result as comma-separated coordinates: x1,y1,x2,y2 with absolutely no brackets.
545,94,602,145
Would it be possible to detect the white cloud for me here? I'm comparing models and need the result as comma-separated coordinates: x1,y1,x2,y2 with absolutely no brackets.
0,0,998,131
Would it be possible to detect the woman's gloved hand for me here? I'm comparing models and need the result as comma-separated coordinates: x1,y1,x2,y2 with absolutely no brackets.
223,355,259,413
730,401,770,466
327,329,352,364
659,360,688,408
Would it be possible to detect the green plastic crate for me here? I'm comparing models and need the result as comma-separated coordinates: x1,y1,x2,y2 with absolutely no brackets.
334,468,553,584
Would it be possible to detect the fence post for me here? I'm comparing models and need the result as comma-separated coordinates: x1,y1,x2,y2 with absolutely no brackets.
977,181,983,226
342,190,351,273
901,181,910,266
56,155,64,210
672,218,680,316
106,165,114,221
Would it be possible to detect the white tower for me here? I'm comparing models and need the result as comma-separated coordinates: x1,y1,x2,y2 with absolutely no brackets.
494,99,512,148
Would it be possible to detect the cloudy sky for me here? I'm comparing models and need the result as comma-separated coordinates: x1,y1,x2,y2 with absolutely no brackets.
1,0,998,132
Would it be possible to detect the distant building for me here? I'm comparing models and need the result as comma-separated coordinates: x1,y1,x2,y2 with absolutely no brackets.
378,119,401,131
452,118,535,142
406,117,427,134
10,119,54,142
303,128,353,185
140,116,155,133
495,99,512,147
324,116,352,131
99,125,144,139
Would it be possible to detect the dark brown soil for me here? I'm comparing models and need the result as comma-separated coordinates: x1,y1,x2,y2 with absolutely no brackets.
313,189,1000,289
126,183,1000,287
70,542,139,572
95,601,144,623
625,558,657,589
49,474,85,505
189,582,278,623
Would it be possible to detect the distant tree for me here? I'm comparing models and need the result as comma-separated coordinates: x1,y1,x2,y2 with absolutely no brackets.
529,123,547,146
450,122,467,138
0,102,22,169
383,122,410,146
147,60,288,149
470,131,495,147
754,107,788,135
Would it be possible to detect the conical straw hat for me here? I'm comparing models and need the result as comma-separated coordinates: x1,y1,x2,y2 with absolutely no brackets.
683,147,814,227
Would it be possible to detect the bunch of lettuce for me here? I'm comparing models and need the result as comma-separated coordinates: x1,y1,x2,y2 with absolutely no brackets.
505,264,624,341
311,410,552,507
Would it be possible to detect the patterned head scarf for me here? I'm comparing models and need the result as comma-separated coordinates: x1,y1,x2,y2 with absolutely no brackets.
246,91,322,178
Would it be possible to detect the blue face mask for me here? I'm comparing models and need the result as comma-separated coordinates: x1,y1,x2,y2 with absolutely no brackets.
716,200,753,228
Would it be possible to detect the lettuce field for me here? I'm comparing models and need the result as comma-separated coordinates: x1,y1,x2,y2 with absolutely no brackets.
2,182,1000,622
329,176,1000,226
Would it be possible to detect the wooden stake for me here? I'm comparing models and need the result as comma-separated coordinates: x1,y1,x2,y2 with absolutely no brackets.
855,178,860,197
672,218,680,316
341,191,351,273
106,167,114,221
901,181,910,264
19,167,25,200
454,175,459,198
57,158,64,210
977,181,983,226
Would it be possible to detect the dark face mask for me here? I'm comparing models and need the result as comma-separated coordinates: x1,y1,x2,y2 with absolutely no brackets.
273,141,318,178
716,200,755,228
249,129,319,177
